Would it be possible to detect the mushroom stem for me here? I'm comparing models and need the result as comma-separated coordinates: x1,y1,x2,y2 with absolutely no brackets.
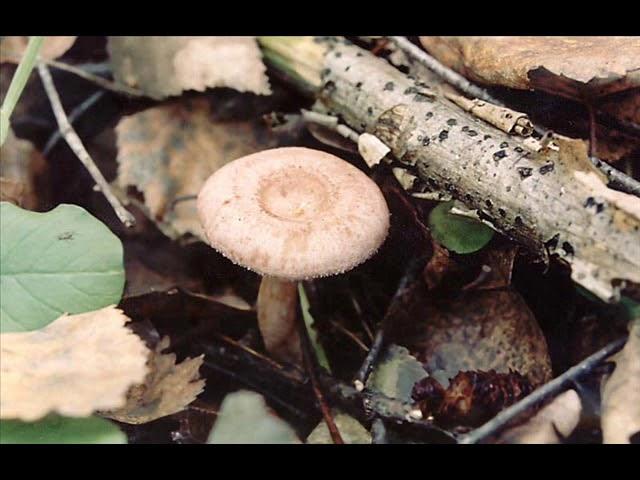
257,276,303,366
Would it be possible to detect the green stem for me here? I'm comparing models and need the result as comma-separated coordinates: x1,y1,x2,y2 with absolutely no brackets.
0,36,44,146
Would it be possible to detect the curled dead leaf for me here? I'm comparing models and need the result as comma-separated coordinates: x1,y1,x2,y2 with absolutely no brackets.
0,306,149,421
420,37,640,98
102,337,205,425
601,317,640,444
108,36,271,99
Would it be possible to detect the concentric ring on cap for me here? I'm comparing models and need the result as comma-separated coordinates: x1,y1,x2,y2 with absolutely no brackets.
197,147,390,280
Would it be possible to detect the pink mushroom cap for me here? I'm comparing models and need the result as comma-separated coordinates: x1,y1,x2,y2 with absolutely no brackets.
197,147,390,280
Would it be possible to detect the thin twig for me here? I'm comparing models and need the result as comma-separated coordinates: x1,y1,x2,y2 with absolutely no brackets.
458,336,627,444
329,318,370,352
354,255,427,390
389,36,502,106
296,293,344,444
301,109,360,143
1,51,145,97
43,90,105,155
37,62,136,227
46,58,145,97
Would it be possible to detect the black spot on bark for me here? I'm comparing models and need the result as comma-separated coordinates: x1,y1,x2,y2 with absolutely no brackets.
467,130,478,137
500,142,509,149
425,112,433,120
356,82,363,89
447,119,457,126
439,130,449,142
485,199,493,209
493,150,507,161
539,162,555,175
562,241,575,256
498,208,506,217
518,167,533,179
384,81,395,91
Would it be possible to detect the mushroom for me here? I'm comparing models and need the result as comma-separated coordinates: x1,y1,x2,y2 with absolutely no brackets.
197,147,390,364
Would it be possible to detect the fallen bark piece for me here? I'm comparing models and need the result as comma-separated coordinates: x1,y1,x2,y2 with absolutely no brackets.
102,337,205,425
601,317,640,444
419,37,640,98
258,37,640,302
496,389,582,444
444,92,533,137
108,36,271,99
0,306,149,421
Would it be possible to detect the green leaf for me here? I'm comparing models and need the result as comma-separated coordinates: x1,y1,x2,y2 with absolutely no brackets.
306,410,371,444
0,415,126,444
0,202,125,332
208,390,299,444
428,201,494,254
367,344,428,403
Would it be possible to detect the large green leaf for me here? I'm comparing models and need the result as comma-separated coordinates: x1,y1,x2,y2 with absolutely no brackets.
0,202,125,332
428,201,494,254
0,415,126,444
208,390,299,444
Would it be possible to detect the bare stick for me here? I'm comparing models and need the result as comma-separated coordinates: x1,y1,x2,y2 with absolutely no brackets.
37,63,136,227
296,290,344,444
43,90,105,155
46,59,145,97
458,336,627,444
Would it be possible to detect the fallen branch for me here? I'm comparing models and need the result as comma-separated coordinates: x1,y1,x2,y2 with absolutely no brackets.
258,37,640,302
458,336,627,444
37,62,136,227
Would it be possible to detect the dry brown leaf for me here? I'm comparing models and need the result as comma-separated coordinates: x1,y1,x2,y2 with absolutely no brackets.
102,337,205,425
115,98,280,240
601,317,640,444
107,36,271,99
0,36,77,63
0,129,47,209
496,390,582,444
0,306,149,421
420,37,640,98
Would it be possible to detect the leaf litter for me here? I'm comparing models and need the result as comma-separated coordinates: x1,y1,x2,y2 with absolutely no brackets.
0,306,149,421
2,35,638,444
108,36,271,100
